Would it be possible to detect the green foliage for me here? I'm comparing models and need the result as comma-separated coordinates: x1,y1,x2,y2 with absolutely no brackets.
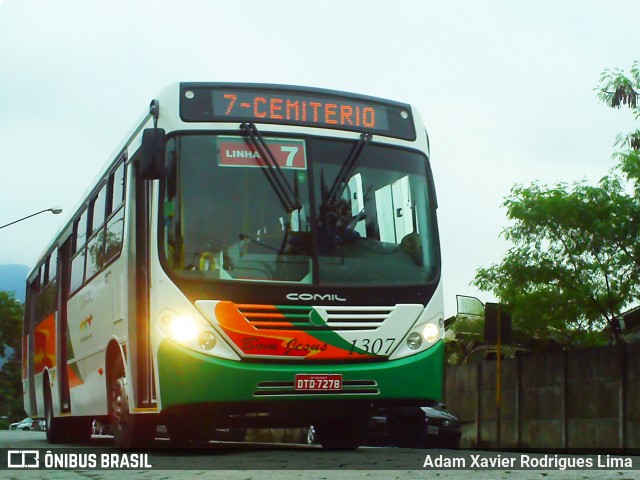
474,177,640,346
0,291,25,420
597,62,640,111
0,291,22,356
599,62,640,191
473,63,640,347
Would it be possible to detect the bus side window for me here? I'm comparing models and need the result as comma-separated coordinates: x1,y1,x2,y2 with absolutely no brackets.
104,208,125,264
110,160,125,214
86,184,107,280
104,160,126,264
90,184,107,236
70,209,88,293
36,252,58,322
74,209,88,253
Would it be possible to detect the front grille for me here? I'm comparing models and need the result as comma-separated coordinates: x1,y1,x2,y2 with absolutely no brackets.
253,380,379,397
322,306,394,331
237,304,313,330
236,304,395,332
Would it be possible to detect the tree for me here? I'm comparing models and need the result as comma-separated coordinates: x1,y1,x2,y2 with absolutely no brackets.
0,291,24,420
474,178,640,346
473,63,640,347
597,62,640,192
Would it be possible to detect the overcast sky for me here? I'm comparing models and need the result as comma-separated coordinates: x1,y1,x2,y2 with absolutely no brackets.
0,0,638,316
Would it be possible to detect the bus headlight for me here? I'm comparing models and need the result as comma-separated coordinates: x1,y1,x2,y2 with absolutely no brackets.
406,332,422,350
198,331,216,350
422,323,440,344
156,308,238,360
163,315,200,343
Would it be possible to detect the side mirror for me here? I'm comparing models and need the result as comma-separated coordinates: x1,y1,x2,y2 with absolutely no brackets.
140,128,166,179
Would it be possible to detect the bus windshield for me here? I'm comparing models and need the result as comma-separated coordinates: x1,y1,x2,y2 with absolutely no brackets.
162,133,439,286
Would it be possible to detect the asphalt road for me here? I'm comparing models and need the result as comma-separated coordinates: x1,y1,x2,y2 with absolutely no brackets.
0,430,638,479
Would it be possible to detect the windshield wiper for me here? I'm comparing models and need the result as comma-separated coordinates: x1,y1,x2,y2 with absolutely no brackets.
240,122,301,213
324,132,372,206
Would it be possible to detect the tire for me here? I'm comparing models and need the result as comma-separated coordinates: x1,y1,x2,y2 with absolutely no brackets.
387,407,424,448
65,417,93,443
306,425,316,445
166,422,212,447
211,428,246,443
315,407,369,450
109,355,155,449
44,383,67,444
166,423,195,447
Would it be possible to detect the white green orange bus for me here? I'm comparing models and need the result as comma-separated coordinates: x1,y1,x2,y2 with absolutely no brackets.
23,82,444,448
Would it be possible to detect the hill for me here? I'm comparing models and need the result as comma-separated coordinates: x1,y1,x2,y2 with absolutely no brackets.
0,264,29,302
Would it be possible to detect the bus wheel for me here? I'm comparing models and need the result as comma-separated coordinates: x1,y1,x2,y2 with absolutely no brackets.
44,382,66,444
315,409,369,450
167,423,209,446
109,356,155,448
65,417,93,443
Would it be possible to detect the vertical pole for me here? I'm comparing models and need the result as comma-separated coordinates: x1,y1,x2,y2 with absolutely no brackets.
619,343,627,449
562,349,568,449
476,361,482,447
516,354,521,448
496,306,502,448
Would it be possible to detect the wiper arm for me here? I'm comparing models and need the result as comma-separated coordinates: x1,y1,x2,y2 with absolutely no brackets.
325,132,372,205
238,233,280,253
240,122,302,213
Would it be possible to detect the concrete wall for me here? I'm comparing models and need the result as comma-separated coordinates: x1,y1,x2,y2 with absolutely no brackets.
444,343,640,449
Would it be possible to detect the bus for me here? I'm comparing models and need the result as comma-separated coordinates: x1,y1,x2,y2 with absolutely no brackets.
22,82,444,448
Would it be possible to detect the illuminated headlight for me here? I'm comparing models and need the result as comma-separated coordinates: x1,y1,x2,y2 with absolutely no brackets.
422,323,440,344
406,332,423,350
163,315,200,343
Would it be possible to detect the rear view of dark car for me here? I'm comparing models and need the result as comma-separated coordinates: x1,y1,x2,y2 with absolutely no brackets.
365,405,461,448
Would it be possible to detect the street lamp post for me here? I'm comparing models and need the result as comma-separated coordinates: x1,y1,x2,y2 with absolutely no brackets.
0,207,63,230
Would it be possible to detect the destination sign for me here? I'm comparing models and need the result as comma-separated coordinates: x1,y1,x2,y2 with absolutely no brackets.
180,83,416,140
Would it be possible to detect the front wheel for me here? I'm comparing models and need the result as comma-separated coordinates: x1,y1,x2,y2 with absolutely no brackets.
306,425,316,445
315,407,370,450
109,356,155,449
44,383,67,444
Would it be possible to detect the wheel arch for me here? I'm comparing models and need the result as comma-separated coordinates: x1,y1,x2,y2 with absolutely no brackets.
41,367,54,416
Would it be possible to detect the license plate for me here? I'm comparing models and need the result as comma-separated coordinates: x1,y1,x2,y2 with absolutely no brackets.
295,374,343,391
427,425,439,435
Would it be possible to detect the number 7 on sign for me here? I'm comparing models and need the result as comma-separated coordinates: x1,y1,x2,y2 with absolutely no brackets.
280,146,298,167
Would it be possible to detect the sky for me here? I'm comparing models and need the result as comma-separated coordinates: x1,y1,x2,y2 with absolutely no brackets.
0,0,638,317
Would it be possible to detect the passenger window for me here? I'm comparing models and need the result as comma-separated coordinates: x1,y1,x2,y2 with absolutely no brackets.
75,209,88,252
39,262,47,287
70,250,86,294
104,207,125,263
49,250,57,281
91,184,107,234
85,230,105,279
111,162,125,213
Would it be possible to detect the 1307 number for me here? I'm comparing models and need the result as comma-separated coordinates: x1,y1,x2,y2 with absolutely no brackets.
349,337,396,355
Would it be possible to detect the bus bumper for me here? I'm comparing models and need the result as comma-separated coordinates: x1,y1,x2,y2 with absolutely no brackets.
156,338,443,409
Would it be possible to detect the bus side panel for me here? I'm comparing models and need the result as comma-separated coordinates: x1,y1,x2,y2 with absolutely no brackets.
31,311,57,417
21,334,32,417
23,281,38,417
65,262,127,416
